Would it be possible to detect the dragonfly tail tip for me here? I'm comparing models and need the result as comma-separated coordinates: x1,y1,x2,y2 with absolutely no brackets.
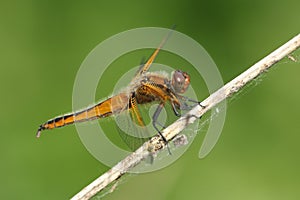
36,126,43,138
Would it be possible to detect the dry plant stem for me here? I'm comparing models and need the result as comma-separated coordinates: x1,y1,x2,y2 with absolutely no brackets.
71,33,300,200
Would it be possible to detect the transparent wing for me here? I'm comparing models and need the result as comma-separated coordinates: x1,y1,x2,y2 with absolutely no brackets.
133,29,174,79
115,94,154,151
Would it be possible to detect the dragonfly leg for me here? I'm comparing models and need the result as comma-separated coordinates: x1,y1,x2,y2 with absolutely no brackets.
152,102,171,153
178,95,206,109
170,102,181,117
153,115,171,154
152,102,166,138
190,99,206,109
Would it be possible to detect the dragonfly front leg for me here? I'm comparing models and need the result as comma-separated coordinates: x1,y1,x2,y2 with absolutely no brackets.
177,95,206,110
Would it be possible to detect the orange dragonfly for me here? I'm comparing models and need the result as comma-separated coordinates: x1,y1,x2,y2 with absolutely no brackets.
36,33,203,144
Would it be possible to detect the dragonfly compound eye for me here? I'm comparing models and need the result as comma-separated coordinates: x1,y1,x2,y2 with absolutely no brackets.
171,70,190,94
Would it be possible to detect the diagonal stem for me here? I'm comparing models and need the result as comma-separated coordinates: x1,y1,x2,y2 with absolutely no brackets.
71,33,300,200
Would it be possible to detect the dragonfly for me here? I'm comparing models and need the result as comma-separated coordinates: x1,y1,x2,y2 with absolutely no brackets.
36,32,203,146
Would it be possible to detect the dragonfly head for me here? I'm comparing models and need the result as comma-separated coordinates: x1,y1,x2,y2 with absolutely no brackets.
171,70,190,94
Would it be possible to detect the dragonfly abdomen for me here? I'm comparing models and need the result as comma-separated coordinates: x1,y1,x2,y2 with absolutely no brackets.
36,94,129,138
36,107,102,137
39,113,75,132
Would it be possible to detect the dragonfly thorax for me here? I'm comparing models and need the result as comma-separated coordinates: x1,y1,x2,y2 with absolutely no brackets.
171,70,190,94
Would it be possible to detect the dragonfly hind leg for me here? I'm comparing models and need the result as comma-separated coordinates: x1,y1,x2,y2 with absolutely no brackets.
152,102,168,142
152,102,172,154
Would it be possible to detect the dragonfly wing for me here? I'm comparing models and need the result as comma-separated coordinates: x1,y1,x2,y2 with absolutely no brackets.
133,29,174,78
115,93,152,151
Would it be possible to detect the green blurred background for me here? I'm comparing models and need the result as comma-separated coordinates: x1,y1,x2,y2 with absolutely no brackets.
1,0,300,199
